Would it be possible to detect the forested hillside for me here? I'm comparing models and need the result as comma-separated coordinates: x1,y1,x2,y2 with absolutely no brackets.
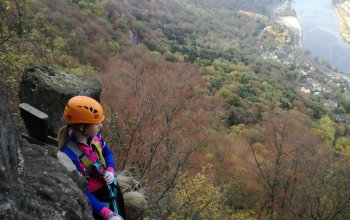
1,0,350,219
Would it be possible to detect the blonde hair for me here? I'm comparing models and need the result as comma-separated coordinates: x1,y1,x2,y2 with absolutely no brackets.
58,125,70,148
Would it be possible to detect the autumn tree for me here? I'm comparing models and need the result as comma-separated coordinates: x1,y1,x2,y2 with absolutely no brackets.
0,0,26,47
0,0,35,69
168,166,227,219
246,109,350,219
100,45,221,211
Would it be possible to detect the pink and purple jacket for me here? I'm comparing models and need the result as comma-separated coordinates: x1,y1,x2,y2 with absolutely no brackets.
60,132,115,215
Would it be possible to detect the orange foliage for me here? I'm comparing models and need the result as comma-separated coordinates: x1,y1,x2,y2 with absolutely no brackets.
245,109,350,219
100,45,222,201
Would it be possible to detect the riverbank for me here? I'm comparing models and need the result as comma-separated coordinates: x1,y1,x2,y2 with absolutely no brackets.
275,1,344,76
274,1,302,43
277,15,303,48
333,0,350,44
278,16,301,32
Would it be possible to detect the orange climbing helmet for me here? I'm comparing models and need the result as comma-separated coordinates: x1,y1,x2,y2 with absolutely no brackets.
63,96,105,124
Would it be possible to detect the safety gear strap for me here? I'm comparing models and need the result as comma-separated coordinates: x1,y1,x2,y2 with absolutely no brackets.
66,141,93,168
66,141,120,214
108,177,119,214
91,140,106,168
66,141,106,173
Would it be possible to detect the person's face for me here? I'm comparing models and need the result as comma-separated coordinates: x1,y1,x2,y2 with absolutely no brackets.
82,123,103,137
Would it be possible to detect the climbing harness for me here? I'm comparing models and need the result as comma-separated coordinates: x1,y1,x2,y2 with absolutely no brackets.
66,140,120,214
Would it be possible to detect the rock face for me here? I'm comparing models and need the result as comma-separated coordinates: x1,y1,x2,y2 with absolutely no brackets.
0,86,94,220
18,140,94,220
19,66,102,137
7,66,148,219
0,84,21,219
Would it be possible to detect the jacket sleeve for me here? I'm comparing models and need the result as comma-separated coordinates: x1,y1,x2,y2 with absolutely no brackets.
98,133,115,171
60,146,83,173
86,191,105,214
61,147,107,215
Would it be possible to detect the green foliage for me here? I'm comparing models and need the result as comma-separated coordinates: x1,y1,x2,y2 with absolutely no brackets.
169,166,228,219
70,0,104,16
0,0,127,73
313,116,337,143
116,15,131,32
144,40,166,54
335,136,350,153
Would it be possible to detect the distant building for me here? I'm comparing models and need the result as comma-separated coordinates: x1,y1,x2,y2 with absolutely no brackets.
311,85,321,94
334,114,345,123
324,100,338,108
301,70,308,76
300,87,311,93
306,77,314,85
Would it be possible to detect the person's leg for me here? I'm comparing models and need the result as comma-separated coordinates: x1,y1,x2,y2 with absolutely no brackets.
92,185,113,218
92,185,111,202
93,184,126,219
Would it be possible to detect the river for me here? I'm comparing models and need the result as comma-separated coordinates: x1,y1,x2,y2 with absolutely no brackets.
294,0,350,73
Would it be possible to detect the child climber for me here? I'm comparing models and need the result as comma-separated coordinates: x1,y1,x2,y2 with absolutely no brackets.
58,96,126,220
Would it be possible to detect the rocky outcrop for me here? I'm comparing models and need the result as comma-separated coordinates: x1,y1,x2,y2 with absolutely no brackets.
0,86,94,220
0,84,22,219
117,172,148,220
18,140,94,220
19,66,102,137
8,66,148,219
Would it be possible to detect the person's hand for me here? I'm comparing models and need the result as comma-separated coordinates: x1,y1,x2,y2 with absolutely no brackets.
103,170,114,185
107,213,123,220
100,207,123,220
